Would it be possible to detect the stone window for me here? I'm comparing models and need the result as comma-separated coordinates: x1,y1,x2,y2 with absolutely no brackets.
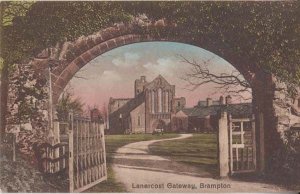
298,98,300,108
138,115,141,126
177,101,181,107
151,91,155,113
165,91,169,112
158,88,162,112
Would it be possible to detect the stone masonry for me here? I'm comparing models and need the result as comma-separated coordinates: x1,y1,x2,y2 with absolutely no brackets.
7,15,300,176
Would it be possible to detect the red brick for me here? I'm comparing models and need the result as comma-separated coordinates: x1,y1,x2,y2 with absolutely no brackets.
86,38,96,49
73,56,86,68
66,62,80,77
123,34,134,44
131,35,142,43
106,39,117,49
115,36,126,47
55,77,67,90
100,41,108,49
93,34,104,45
81,51,94,64
89,45,101,57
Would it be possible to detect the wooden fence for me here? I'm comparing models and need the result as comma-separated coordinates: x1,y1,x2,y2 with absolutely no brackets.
229,115,256,174
68,113,107,193
36,142,68,175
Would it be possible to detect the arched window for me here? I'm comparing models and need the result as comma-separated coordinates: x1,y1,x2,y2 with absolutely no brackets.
165,91,169,112
151,91,155,113
138,115,141,126
158,88,162,112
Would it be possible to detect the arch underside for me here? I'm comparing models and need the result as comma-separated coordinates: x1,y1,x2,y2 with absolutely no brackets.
28,22,255,104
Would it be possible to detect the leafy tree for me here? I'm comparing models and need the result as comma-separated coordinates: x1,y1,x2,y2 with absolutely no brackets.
6,63,48,137
0,1,34,141
1,1,130,139
56,90,84,121
123,2,300,85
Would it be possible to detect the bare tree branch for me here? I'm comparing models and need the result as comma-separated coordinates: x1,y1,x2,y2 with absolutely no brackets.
179,55,252,100
73,75,88,80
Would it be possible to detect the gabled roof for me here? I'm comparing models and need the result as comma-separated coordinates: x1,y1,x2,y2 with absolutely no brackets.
109,97,132,102
144,74,174,90
180,103,252,119
109,92,145,119
197,100,221,107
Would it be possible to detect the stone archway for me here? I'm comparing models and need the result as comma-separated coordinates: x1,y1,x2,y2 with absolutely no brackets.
29,18,256,104
18,18,300,175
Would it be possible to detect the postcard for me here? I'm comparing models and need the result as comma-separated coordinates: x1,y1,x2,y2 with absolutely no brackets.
0,1,299,193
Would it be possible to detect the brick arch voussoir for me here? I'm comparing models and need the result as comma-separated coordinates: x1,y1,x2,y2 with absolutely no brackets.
51,34,256,104
52,33,156,103
45,22,256,104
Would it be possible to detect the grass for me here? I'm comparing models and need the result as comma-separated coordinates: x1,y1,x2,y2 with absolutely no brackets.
148,133,218,176
86,133,180,192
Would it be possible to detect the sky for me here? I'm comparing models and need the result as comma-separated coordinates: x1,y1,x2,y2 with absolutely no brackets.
66,42,251,109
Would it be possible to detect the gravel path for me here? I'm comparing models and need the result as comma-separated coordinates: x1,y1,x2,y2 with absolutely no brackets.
112,134,288,193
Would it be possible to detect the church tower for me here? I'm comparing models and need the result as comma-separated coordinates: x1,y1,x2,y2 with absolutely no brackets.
134,76,148,97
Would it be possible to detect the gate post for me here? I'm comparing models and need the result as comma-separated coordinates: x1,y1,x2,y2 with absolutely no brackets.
68,112,74,192
258,112,265,173
218,110,229,178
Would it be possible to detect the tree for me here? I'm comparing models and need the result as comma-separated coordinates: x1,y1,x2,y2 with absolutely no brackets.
123,2,300,87
180,56,251,101
5,63,48,139
0,1,130,139
0,1,34,142
56,90,84,121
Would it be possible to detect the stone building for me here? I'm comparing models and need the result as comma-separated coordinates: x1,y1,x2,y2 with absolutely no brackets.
172,96,253,132
108,75,186,134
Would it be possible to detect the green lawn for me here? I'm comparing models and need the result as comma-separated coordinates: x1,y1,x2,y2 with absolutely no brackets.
86,133,179,192
148,133,218,176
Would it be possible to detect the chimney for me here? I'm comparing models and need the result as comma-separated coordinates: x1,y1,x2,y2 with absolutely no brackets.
225,95,232,104
141,76,146,82
219,96,225,105
207,98,213,107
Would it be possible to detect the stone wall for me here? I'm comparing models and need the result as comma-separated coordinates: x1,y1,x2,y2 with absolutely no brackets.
130,102,146,133
252,72,300,174
108,98,131,114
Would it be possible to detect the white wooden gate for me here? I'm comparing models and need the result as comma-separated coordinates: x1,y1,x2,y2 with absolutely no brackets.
229,114,256,174
68,113,107,192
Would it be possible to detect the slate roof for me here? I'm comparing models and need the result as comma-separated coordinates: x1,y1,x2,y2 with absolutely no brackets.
181,103,252,119
110,92,145,119
197,101,221,107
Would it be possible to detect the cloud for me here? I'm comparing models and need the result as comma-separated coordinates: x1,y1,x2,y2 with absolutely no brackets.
143,57,182,77
99,70,121,83
112,52,141,67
